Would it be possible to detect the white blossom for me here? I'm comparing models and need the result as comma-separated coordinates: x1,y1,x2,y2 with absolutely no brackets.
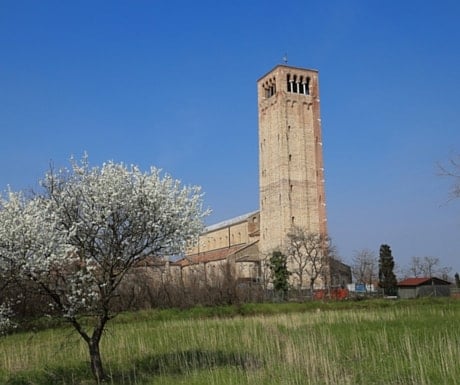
0,303,15,334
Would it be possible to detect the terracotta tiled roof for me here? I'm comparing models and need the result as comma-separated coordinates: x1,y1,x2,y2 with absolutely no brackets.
398,277,432,286
174,244,248,267
398,277,451,287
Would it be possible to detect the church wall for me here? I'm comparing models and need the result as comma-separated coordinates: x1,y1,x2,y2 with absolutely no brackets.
178,259,232,287
236,262,260,281
205,259,232,286
180,263,206,287
187,219,254,255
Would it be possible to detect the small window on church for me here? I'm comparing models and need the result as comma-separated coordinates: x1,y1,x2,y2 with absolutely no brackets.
287,74,291,92
291,216,295,224
289,154,292,162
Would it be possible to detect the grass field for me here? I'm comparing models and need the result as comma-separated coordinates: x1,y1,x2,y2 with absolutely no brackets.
1,298,459,384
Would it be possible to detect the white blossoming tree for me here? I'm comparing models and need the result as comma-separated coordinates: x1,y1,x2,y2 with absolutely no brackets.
0,156,208,382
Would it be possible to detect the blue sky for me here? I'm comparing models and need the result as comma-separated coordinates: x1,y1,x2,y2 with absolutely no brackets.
1,1,459,275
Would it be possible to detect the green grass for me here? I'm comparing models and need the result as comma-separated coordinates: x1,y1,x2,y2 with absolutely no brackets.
1,298,459,384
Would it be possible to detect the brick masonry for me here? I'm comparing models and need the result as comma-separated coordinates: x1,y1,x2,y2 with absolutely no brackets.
258,65,327,255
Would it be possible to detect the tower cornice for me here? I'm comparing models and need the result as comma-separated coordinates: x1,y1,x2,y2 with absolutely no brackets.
257,64,318,82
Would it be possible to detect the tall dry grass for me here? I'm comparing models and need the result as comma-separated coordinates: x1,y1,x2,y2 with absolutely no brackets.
1,300,459,384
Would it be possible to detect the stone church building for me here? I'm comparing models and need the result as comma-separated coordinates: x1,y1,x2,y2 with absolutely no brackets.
173,64,351,291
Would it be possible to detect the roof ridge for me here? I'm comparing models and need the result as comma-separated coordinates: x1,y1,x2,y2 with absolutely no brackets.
205,210,259,232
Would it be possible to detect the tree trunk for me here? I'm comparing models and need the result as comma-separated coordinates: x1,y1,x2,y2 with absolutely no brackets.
88,314,110,383
88,338,107,383
68,315,109,383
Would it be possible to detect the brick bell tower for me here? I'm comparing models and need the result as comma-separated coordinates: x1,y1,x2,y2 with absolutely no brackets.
257,65,327,255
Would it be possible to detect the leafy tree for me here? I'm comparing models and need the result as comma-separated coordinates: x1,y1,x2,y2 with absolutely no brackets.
351,249,378,289
0,156,208,382
378,244,398,296
267,251,290,300
285,227,333,296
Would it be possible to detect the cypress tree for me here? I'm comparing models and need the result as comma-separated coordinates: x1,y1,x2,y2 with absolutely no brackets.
378,244,398,296
268,251,291,300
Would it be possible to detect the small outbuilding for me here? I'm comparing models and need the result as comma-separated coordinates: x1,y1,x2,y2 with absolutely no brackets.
397,277,451,299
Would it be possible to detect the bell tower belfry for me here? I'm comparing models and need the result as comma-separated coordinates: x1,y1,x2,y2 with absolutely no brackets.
257,65,327,255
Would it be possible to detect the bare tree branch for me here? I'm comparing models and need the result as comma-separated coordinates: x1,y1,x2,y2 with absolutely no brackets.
438,154,460,201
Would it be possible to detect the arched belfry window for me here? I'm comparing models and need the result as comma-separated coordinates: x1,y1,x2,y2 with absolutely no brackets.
264,77,276,98
287,73,310,95
304,77,310,95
